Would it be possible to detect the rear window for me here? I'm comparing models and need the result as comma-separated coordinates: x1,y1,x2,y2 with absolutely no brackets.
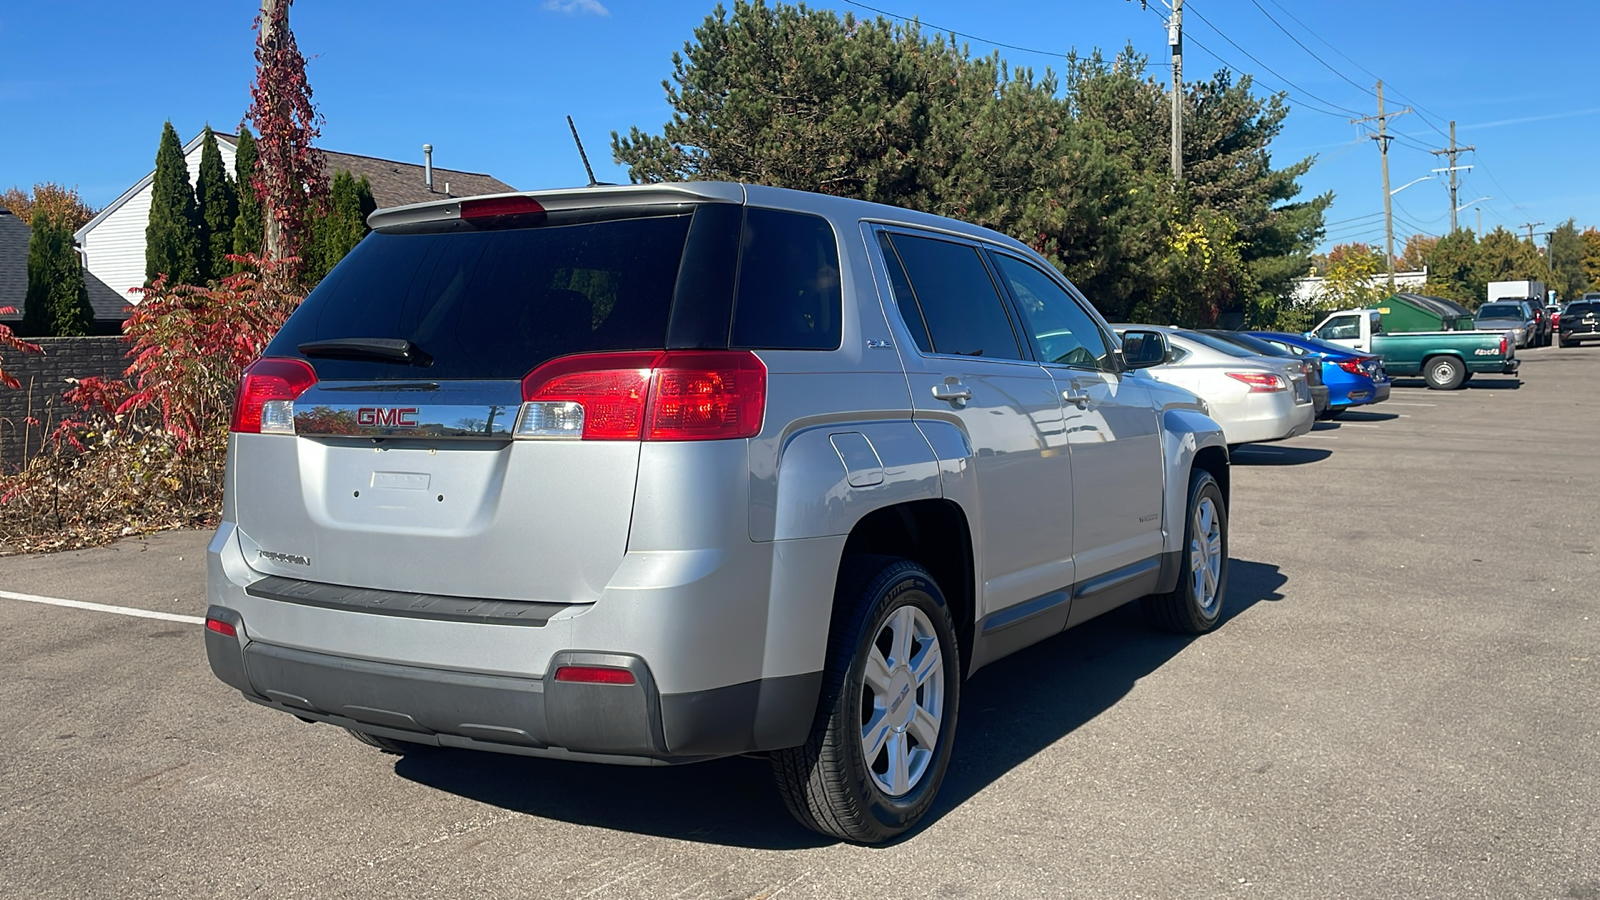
270,213,693,381
1181,330,1260,358
1565,303,1600,317
267,204,844,381
1199,330,1291,357
1478,304,1524,318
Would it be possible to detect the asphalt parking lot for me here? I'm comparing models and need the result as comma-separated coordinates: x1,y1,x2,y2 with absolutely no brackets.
2,345,1598,899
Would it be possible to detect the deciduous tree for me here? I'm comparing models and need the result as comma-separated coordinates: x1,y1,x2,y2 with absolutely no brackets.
1582,227,1600,293
145,121,200,286
1425,228,1479,304
0,183,97,232
1397,233,1437,272
194,126,238,283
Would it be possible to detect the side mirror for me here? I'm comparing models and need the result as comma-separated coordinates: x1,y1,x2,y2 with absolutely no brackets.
1120,329,1169,369
1303,331,1314,339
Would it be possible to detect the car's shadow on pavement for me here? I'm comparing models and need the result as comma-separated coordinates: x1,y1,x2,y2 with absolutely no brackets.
1335,410,1399,422
393,561,1288,850
1228,445,1332,466
1390,377,1523,390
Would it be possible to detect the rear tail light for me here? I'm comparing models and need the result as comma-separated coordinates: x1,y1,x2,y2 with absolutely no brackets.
1225,371,1287,393
1500,336,1508,356
230,358,317,434
553,665,636,685
1336,358,1364,375
518,350,767,442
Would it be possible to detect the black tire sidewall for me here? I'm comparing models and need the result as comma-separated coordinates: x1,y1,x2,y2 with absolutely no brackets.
838,564,961,836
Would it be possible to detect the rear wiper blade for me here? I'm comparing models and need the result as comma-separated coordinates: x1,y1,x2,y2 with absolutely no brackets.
297,338,433,367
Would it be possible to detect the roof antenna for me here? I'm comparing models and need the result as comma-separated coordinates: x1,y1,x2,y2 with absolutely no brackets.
567,115,603,187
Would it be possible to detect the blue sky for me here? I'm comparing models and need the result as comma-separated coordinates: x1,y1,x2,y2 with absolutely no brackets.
2,0,1596,251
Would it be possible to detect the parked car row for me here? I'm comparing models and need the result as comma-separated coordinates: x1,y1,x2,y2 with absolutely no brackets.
1106,324,1392,447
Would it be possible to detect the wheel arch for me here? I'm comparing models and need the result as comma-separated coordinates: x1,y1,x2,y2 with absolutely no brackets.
839,499,976,678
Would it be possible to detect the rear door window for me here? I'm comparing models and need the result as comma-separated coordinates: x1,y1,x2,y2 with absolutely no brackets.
730,208,841,350
882,233,1022,360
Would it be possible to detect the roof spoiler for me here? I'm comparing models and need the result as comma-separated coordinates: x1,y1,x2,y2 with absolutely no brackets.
367,183,745,232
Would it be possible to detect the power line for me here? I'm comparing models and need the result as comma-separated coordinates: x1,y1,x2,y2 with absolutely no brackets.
1150,10,1348,119
839,0,1142,68
1255,0,1453,142
1180,3,1365,117
1243,0,1377,100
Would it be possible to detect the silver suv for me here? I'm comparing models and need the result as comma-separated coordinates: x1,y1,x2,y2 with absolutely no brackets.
206,182,1232,843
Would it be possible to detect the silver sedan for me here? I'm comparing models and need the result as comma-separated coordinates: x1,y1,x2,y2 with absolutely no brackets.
1114,325,1316,446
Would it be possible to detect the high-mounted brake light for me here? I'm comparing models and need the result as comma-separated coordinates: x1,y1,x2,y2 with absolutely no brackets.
460,196,546,220
516,350,767,442
230,358,317,434
1225,371,1287,393
553,665,636,685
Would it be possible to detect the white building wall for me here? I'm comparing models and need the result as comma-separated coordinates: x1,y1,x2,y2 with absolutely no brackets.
79,138,237,303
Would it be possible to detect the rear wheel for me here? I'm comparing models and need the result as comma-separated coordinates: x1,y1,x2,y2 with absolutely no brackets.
771,556,961,843
345,728,435,755
1423,355,1466,390
1560,335,1573,348
1142,469,1229,634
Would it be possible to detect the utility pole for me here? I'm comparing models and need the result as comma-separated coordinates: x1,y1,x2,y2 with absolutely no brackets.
1429,120,1474,234
1476,207,1482,235
1518,221,1544,244
1169,0,1183,184
1352,81,1411,292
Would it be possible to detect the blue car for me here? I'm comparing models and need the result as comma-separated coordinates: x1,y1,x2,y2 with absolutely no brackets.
1247,332,1391,419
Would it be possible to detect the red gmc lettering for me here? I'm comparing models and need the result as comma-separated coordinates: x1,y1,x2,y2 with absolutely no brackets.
356,407,419,427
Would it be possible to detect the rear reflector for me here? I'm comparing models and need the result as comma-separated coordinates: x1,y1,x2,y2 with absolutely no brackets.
1225,371,1287,393
205,618,237,638
553,665,636,685
519,350,767,441
230,358,317,434
460,196,546,220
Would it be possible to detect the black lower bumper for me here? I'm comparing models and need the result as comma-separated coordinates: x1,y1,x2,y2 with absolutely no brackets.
205,605,820,763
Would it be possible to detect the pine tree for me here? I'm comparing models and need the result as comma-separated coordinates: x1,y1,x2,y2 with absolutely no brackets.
145,121,200,286
232,128,265,266
306,169,374,284
194,126,238,283
23,208,92,337
1547,219,1587,302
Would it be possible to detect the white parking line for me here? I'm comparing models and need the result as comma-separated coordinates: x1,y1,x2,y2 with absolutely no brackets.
1342,423,1382,428
0,589,203,625
1386,402,1436,407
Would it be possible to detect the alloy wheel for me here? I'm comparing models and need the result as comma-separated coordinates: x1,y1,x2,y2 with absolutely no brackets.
860,605,945,797
1190,496,1223,616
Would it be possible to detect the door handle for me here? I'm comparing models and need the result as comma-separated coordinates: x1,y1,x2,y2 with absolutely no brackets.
931,379,972,402
1062,389,1091,409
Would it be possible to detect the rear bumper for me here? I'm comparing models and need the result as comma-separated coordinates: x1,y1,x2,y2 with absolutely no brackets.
206,520,840,763
1217,390,1315,444
206,605,822,763
1501,358,1521,374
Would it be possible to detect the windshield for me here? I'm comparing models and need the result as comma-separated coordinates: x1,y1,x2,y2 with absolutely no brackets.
1477,304,1525,319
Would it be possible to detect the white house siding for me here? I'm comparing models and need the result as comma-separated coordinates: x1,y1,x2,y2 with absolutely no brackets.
78,137,237,303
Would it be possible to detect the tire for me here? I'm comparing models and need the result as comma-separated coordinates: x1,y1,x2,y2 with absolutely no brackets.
345,727,435,755
1423,355,1466,390
1560,336,1572,348
1462,372,1474,383
1141,469,1229,635
771,556,961,843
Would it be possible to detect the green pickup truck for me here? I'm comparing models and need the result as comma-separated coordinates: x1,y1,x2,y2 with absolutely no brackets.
1310,308,1520,390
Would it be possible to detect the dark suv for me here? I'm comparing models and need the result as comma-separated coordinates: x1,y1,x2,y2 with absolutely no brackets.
1559,301,1600,347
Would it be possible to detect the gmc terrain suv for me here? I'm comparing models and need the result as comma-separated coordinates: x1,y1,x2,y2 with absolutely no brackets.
206,182,1232,842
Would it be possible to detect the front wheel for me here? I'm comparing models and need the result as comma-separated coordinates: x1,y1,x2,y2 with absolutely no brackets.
1142,469,1229,634
771,556,961,843
1423,355,1466,390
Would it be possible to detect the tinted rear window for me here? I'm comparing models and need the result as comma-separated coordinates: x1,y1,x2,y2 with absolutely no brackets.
884,233,1022,360
270,213,694,380
1200,330,1290,357
1565,303,1600,317
1477,304,1524,318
